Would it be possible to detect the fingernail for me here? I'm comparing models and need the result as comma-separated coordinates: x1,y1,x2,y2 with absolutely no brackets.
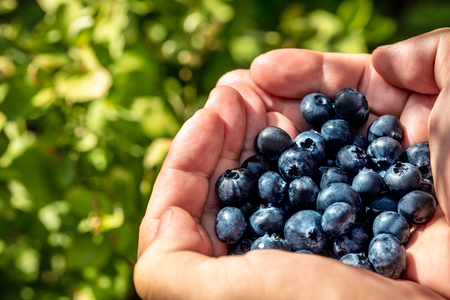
158,208,173,232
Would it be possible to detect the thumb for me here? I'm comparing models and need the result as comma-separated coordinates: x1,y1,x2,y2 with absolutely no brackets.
149,206,213,256
372,28,450,94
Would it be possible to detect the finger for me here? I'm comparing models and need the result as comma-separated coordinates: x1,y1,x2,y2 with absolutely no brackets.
137,108,224,257
429,84,450,221
250,49,412,126
203,86,248,255
217,70,268,163
404,207,450,299
135,206,445,300
399,93,436,148
372,28,450,93
266,111,299,140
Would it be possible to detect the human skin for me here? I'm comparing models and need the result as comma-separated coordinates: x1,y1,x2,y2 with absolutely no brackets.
134,28,450,299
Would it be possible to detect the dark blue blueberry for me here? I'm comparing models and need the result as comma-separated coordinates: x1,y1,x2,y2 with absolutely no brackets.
333,227,370,257
249,205,286,236
352,168,384,200
384,162,422,197
320,119,355,148
418,178,437,200
215,168,257,206
398,190,437,225
406,141,431,179
241,155,271,178
319,167,351,189
367,115,403,143
254,126,294,160
257,171,288,205
365,193,398,224
352,134,368,150
278,147,317,181
318,242,341,259
339,253,374,271
336,145,368,175
322,152,337,167
294,130,327,161
368,233,406,278
215,207,247,244
295,249,314,254
373,211,410,244
333,88,369,128
277,198,296,217
238,200,258,219
366,137,404,170
250,233,291,251
228,237,255,255
284,210,328,253
300,93,335,127
316,183,362,216
288,176,319,207
321,202,356,237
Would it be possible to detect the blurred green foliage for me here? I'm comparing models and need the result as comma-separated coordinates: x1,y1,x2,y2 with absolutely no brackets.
0,0,447,299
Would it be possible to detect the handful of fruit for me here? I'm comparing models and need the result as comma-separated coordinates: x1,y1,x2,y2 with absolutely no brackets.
214,88,437,279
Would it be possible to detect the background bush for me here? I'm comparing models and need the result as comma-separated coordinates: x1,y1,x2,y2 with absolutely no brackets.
0,0,447,299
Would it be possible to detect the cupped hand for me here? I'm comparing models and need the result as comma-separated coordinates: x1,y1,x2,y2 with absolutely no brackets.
134,28,450,300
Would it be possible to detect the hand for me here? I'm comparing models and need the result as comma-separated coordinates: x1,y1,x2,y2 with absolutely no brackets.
134,28,450,299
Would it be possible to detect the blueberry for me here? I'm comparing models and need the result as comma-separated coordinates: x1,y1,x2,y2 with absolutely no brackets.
372,211,410,244
228,237,255,255
249,205,286,236
215,168,257,206
284,210,328,253
368,233,406,279
384,162,422,197
352,134,368,150
336,145,368,175
398,190,437,225
300,93,335,127
321,119,355,148
241,155,272,178
215,207,247,244
295,249,314,254
365,193,398,224
257,171,288,205
294,130,327,161
366,137,404,170
339,253,374,271
319,167,351,189
288,176,319,207
238,200,258,219
254,126,294,160
367,115,403,143
316,183,362,216
418,178,437,200
405,141,431,179
352,168,384,200
321,202,356,237
333,88,369,128
250,233,291,251
333,227,370,257
278,147,317,181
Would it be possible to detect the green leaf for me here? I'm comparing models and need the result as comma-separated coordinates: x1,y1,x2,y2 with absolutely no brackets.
65,234,112,271
228,35,261,67
54,67,113,103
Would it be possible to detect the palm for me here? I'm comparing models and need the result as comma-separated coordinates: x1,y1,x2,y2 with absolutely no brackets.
136,30,450,299
202,48,449,289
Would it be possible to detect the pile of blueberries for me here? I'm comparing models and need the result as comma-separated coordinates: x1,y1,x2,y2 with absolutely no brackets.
214,88,437,279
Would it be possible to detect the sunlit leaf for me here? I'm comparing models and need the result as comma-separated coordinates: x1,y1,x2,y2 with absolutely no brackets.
228,35,261,66
143,138,172,170
54,67,113,102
